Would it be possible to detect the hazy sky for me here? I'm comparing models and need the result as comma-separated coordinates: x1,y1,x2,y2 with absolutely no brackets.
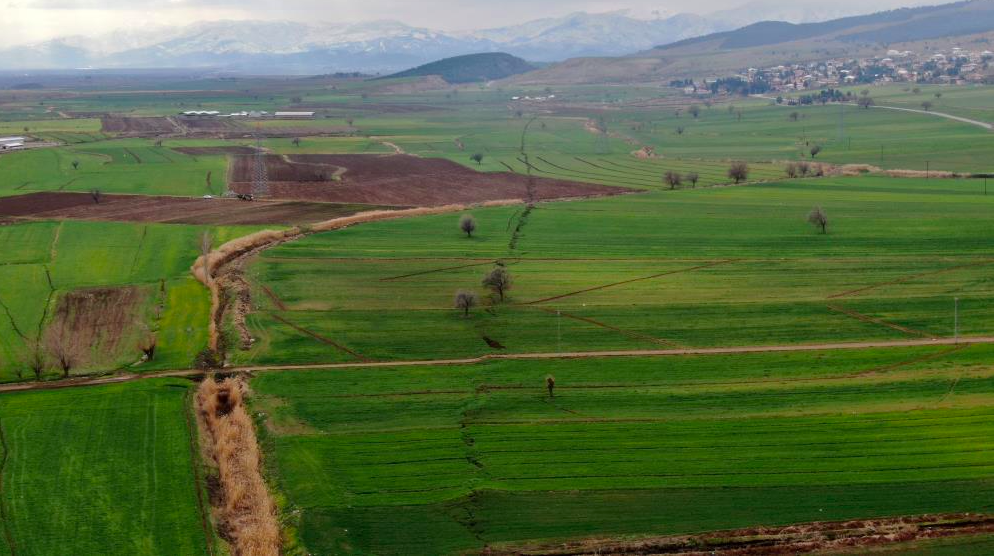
1,0,928,48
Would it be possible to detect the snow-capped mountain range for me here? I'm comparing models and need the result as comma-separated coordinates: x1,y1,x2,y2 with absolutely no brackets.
0,1,932,74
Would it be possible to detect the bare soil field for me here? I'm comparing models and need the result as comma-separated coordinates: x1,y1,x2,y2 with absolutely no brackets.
171,146,259,156
49,286,145,367
0,192,382,226
229,154,633,206
100,116,181,135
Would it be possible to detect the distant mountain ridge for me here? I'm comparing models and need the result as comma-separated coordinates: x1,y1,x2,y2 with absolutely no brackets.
513,0,994,85
383,53,535,84
0,2,927,74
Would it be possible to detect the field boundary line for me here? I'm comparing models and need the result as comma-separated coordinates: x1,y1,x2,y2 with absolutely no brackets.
522,259,735,305
826,304,932,338
259,285,288,311
182,388,216,556
827,259,994,299
380,261,497,282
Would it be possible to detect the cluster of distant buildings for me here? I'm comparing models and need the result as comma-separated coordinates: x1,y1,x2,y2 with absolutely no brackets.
0,136,25,151
680,47,994,96
179,110,316,119
509,94,556,102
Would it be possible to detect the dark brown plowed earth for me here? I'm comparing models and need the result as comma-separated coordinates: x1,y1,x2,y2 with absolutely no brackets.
0,192,383,226
100,116,180,134
172,146,260,156
229,154,633,206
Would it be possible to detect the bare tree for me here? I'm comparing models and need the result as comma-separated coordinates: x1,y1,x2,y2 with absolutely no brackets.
470,153,484,166
71,160,80,170
810,145,822,158
482,266,512,301
786,163,798,178
546,375,555,398
292,137,301,147
798,161,811,177
90,189,102,204
857,96,875,109
454,290,477,317
459,215,477,238
139,333,157,361
686,172,699,188
808,206,828,234
664,171,682,190
675,126,685,135
689,105,701,119
934,92,943,99
789,111,800,122
346,118,354,127
728,161,749,184
921,101,933,111
912,87,921,94
45,326,80,379
27,341,46,381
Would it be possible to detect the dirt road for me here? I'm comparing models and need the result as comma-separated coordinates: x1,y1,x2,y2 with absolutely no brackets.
3,335,992,394
872,104,993,131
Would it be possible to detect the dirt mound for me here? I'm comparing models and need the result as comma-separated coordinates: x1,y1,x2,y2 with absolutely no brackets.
0,192,381,226
229,154,633,207
101,116,180,135
631,146,657,159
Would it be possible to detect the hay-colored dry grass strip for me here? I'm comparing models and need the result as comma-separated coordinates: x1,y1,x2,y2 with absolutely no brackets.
196,378,280,556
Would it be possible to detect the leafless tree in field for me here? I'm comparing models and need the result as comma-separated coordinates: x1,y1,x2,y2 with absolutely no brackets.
470,153,484,165
90,189,102,204
460,215,477,238
675,126,685,135
786,163,798,178
664,171,682,190
728,161,749,184
921,101,933,111
810,145,822,158
789,112,800,122
934,92,943,99
798,161,811,177
454,290,477,317
346,118,354,127
686,172,699,188
808,206,828,234
27,341,46,381
546,375,555,398
45,326,81,379
139,333,157,361
482,266,512,301
857,96,875,109
292,137,301,147
689,105,701,119
71,160,80,170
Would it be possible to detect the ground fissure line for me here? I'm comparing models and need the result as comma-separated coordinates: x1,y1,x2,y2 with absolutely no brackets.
826,303,932,338
522,259,736,305
535,306,681,348
267,312,368,361
827,259,994,299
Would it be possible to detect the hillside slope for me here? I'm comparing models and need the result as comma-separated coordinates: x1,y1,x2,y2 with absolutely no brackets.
384,52,536,83
511,0,994,84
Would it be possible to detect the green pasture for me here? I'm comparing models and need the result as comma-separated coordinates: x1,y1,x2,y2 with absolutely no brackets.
0,139,228,197
0,379,211,556
251,342,994,554
236,175,994,366
0,220,257,382
856,83,994,123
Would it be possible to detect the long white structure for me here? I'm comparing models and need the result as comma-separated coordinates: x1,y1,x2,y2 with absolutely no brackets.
0,136,25,150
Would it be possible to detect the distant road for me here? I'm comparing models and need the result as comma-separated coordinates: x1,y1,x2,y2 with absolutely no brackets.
3,335,994,394
872,104,993,131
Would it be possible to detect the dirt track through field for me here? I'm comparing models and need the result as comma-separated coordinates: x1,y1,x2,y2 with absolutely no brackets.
826,304,932,338
536,306,681,348
267,312,367,361
5,336,994,394
523,259,735,305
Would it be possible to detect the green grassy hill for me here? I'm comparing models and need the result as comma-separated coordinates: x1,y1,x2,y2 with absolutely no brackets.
385,52,535,84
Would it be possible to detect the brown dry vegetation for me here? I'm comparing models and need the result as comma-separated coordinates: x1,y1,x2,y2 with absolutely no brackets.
489,513,994,556
47,286,145,369
100,116,181,135
228,154,632,206
196,377,280,556
0,192,378,226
